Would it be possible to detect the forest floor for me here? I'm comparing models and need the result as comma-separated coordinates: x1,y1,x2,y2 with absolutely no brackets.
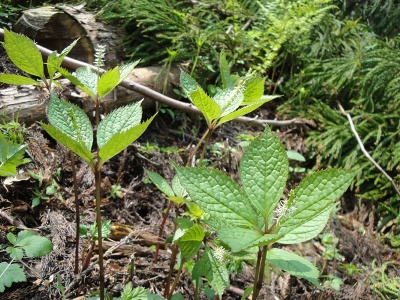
0,51,399,300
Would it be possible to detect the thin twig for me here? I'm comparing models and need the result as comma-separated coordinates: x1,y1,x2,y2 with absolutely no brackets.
0,28,306,128
337,102,400,198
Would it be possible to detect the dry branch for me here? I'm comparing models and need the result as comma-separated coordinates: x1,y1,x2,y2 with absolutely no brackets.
338,102,400,198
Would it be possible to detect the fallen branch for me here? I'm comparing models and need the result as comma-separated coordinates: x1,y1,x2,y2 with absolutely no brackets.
337,102,400,198
0,28,306,127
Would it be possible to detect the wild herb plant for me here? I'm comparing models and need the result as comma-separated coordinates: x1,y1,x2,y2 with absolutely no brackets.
0,29,156,299
174,126,354,298
0,230,52,292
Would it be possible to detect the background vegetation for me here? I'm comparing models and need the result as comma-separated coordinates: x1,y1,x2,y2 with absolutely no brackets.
0,0,399,297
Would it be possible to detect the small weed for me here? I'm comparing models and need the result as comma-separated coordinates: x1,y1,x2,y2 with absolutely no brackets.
0,230,52,293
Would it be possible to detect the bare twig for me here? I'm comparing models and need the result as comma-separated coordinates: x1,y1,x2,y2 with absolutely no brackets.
0,28,306,128
337,102,400,198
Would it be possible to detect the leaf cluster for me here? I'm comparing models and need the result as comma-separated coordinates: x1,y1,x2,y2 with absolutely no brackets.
0,230,52,292
172,127,354,295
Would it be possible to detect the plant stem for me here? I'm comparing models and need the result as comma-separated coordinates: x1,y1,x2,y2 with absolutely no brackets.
94,166,105,300
252,245,268,299
198,128,213,166
187,127,210,167
154,200,173,263
167,259,185,300
70,151,80,274
164,244,179,298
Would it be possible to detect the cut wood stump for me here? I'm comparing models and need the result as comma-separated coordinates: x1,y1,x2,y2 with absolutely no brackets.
1,5,181,125
13,5,123,68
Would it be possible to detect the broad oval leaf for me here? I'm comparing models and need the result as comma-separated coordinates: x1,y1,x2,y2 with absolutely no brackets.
40,123,94,166
277,205,332,244
175,165,258,227
268,248,321,288
98,113,156,163
3,29,44,78
189,87,221,126
97,102,143,149
97,66,120,98
240,127,289,228
145,169,174,197
47,93,93,151
176,224,205,259
180,70,198,96
217,96,279,126
242,77,266,104
118,60,139,83
213,86,244,117
56,67,95,98
75,66,98,97
0,74,39,86
278,169,355,239
217,227,263,253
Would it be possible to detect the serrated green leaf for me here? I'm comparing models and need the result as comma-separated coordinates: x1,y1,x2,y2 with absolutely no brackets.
47,93,93,151
277,206,332,244
217,96,278,126
0,262,27,293
47,39,79,79
97,102,143,149
3,28,44,78
176,225,204,259
120,283,148,300
217,227,263,253
180,70,198,96
75,66,98,97
203,248,230,297
268,248,321,288
189,87,221,126
118,60,139,83
219,50,234,89
171,175,186,198
145,169,174,197
97,66,120,98
242,77,265,104
213,86,243,117
240,127,288,228
40,123,94,166
98,113,156,163
175,165,257,227
56,66,95,98
0,74,40,85
278,169,355,240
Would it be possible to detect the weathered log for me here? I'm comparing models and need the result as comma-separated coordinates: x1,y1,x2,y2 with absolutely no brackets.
13,5,123,68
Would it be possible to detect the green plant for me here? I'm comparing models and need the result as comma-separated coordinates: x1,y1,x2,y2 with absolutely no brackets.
320,232,344,261
29,170,62,207
173,127,355,298
0,29,156,300
0,230,52,293
367,261,400,299
0,131,30,177
113,283,149,300
322,274,343,291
